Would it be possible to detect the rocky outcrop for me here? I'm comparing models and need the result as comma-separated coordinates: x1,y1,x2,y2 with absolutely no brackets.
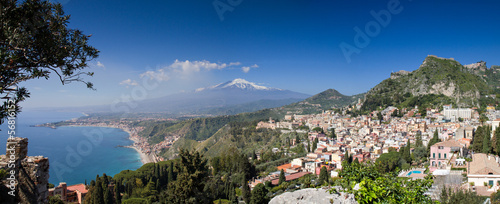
0,138,49,204
269,187,358,204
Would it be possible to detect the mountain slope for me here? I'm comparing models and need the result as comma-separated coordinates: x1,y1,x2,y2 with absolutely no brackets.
114,78,310,114
282,89,364,114
362,55,492,111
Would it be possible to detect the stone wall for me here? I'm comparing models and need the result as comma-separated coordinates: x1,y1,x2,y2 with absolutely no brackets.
0,137,49,204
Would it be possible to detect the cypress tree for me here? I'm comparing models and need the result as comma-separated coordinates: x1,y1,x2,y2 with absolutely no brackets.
94,181,104,204
169,163,175,182
483,129,491,154
103,186,113,204
415,132,423,148
114,181,121,204
473,126,485,152
495,127,500,156
307,139,311,152
318,166,329,185
279,169,286,185
330,128,336,140
242,181,251,204
404,139,411,163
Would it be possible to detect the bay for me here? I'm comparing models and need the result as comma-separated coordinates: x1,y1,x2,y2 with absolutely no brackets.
0,111,143,185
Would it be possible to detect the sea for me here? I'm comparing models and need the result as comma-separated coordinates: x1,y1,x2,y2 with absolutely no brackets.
0,110,143,186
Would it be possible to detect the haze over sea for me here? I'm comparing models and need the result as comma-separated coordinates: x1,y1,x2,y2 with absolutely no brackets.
0,111,143,185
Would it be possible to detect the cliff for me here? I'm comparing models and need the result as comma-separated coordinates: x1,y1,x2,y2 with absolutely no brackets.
0,138,49,204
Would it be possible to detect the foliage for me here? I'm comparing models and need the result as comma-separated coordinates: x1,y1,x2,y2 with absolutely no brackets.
250,183,269,204
318,166,329,185
278,169,285,185
164,149,209,203
361,56,493,112
48,195,65,204
375,151,405,173
335,161,434,204
472,125,492,153
0,0,99,125
440,186,484,204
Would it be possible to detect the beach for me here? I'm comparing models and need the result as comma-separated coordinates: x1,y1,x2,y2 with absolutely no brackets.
41,122,159,165
127,135,156,164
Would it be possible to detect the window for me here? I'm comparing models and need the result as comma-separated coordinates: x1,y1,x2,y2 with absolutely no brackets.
433,153,435,158
444,153,447,159
432,161,436,167
438,146,444,149
439,153,441,159
490,180,494,186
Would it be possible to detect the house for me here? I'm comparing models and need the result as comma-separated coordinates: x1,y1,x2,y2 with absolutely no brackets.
468,153,500,190
429,140,464,172
49,183,88,204
271,172,311,185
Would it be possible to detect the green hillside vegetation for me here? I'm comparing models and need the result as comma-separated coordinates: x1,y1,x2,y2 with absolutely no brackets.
362,56,493,112
139,109,283,146
283,89,364,114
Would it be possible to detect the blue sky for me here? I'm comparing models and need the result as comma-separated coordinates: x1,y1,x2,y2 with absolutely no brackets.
21,0,500,109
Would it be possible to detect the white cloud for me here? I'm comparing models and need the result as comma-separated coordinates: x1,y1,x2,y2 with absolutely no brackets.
139,59,241,80
242,66,251,73
241,64,259,73
119,79,139,87
96,61,105,68
140,69,170,82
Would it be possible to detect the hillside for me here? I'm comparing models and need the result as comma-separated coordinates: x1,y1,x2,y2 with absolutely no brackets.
282,89,364,114
362,55,495,111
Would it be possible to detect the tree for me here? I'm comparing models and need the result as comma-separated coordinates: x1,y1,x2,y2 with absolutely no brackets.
114,182,122,204
483,128,491,154
318,166,329,185
103,186,113,204
376,151,403,173
496,127,500,156
312,127,323,133
241,181,251,204
312,137,318,152
295,134,301,145
165,149,208,203
440,186,483,204
428,129,440,154
415,132,423,148
278,169,286,185
377,112,383,121
404,139,411,164
330,128,337,140
0,0,99,125
250,183,269,204
472,126,485,153
307,139,311,153
167,163,174,184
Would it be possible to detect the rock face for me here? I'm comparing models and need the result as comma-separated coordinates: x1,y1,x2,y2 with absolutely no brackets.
269,187,358,204
362,55,491,110
0,137,49,204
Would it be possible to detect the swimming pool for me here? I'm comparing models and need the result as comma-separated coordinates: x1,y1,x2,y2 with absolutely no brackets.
407,170,422,176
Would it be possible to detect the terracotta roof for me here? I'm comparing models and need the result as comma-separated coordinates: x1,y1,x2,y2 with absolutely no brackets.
277,163,292,171
67,184,88,194
432,140,463,148
271,172,311,185
468,153,500,175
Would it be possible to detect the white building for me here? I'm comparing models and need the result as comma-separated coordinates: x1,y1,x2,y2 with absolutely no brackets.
444,108,472,121
468,153,500,188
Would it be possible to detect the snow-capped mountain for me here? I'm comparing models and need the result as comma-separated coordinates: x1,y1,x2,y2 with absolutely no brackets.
196,78,282,91
125,78,310,114
196,78,281,92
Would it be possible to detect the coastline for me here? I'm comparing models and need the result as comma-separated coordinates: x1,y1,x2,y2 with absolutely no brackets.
52,124,157,165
